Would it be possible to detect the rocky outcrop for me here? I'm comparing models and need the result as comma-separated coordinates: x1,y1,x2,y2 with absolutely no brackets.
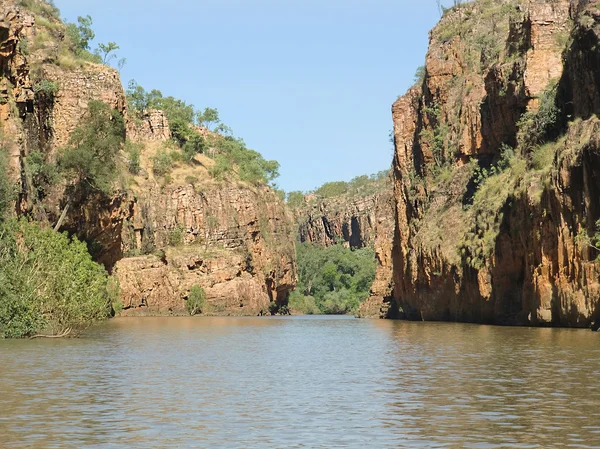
356,190,397,318
391,0,600,327
297,194,381,249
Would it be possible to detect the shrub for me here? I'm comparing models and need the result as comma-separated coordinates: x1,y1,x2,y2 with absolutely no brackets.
517,82,560,150
26,150,59,199
288,292,320,315
58,100,125,197
287,191,305,209
151,148,173,177
33,80,59,99
125,140,142,175
17,38,30,56
0,219,111,338
0,148,15,220
168,224,185,247
531,142,556,171
186,285,206,316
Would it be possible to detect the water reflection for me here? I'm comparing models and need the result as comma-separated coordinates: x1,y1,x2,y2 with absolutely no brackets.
1,317,599,448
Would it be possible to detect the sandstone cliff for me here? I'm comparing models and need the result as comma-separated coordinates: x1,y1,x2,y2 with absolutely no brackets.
114,123,297,315
0,0,297,316
391,0,600,327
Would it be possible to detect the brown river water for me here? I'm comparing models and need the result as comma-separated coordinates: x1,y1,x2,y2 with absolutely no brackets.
1,316,599,448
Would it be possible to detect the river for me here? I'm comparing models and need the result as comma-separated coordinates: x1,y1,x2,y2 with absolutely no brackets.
1,316,599,448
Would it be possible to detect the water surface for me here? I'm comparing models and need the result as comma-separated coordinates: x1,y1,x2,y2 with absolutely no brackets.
1,316,599,448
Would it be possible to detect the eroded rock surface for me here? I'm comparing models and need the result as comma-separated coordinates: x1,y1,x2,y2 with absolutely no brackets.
390,0,600,327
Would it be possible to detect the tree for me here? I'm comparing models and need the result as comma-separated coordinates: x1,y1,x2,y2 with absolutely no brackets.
182,133,206,162
197,107,220,131
126,80,150,112
66,15,95,52
95,42,119,64
58,100,125,197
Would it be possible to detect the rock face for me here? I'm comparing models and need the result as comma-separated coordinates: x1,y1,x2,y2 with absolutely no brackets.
297,194,381,249
391,0,600,327
0,0,297,316
114,183,297,316
294,181,396,318
356,190,397,318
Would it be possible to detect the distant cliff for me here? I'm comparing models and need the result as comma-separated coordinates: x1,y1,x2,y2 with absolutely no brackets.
0,0,297,316
391,0,600,327
290,175,396,317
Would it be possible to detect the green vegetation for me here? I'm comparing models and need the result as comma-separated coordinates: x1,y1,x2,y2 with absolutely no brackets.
210,137,280,185
517,82,560,151
126,81,279,185
168,224,185,247
435,0,523,73
286,191,305,209
25,150,59,199
0,219,113,338
288,294,320,315
0,149,14,219
420,102,450,167
291,242,376,315
125,140,142,175
33,80,59,99
414,65,426,86
58,100,125,196
460,149,526,269
151,148,174,177
186,285,206,316
310,171,389,200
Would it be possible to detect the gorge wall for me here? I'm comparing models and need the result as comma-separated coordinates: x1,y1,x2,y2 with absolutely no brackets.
391,0,600,327
0,0,296,316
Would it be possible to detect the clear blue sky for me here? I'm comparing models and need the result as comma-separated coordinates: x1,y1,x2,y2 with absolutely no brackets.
54,0,443,192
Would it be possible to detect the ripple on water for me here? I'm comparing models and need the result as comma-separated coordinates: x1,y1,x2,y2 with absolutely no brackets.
0,316,599,448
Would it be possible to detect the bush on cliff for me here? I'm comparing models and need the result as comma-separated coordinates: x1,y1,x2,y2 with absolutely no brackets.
294,242,376,314
58,100,125,197
0,219,112,339
186,285,206,316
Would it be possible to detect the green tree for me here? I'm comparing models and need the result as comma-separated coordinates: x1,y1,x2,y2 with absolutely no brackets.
58,100,125,196
182,133,206,162
66,15,95,52
314,181,348,198
126,80,151,112
151,148,173,176
95,41,119,64
197,107,220,130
